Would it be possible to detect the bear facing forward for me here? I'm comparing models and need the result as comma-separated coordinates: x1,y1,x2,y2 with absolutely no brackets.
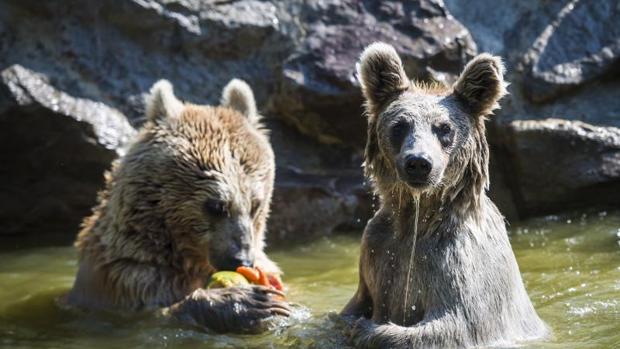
65,79,289,333
341,43,549,348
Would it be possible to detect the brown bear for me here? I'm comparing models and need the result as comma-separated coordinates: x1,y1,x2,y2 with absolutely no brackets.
341,43,549,348
65,79,289,333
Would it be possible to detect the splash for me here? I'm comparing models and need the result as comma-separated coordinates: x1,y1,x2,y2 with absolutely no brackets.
402,193,420,324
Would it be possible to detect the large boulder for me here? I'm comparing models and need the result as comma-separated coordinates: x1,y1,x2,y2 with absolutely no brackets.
0,64,135,237
516,1,620,103
269,170,371,245
498,119,620,216
447,0,620,218
265,118,371,243
0,0,289,124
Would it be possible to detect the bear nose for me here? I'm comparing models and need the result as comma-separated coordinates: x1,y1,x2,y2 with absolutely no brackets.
404,154,432,179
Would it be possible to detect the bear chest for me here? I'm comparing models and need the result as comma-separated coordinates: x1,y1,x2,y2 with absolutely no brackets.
364,234,435,325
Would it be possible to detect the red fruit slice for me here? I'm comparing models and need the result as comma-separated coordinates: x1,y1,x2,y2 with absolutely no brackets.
267,274,284,291
236,266,285,293
236,266,260,283
255,267,270,287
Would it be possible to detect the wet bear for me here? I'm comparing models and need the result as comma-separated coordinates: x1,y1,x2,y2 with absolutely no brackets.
66,79,289,333
342,43,549,348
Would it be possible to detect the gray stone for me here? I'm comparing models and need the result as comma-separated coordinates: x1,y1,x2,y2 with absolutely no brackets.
447,0,620,219
498,118,620,216
265,118,370,243
0,64,135,237
517,1,620,102
269,170,371,245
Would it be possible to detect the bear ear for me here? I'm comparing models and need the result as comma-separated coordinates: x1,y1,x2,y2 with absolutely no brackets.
145,80,184,122
221,79,260,125
453,54,507,117
358,42,410,114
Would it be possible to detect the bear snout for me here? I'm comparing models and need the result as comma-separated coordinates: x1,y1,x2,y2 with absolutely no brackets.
404,154,432,178
398,153,435,188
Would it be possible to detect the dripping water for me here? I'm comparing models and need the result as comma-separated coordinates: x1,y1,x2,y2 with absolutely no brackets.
402,193,420,324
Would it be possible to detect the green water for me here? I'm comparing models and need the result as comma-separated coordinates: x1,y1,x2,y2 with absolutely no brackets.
1,211,619,348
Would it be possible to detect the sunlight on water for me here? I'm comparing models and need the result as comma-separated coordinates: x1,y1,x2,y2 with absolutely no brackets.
0,210,619,348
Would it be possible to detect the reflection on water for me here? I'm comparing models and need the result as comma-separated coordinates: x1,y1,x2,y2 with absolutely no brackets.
1,211,619,348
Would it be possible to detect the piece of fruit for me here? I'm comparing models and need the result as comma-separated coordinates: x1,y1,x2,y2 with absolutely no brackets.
256,267,270,287
236,266,267,285
236,266,284,290
236,266,261,284
267,274,284,291
207,271,249,289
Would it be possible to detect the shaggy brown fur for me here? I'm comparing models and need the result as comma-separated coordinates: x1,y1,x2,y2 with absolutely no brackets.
342,43,547,348
65,79,288,333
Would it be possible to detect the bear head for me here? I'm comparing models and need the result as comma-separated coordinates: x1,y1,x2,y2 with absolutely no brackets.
358,42,507,205
109,79,274,273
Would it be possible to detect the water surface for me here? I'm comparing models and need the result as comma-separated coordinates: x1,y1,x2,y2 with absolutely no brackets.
1,211,619,348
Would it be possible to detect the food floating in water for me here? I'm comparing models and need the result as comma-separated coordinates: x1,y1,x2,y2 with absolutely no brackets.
207,266,285,293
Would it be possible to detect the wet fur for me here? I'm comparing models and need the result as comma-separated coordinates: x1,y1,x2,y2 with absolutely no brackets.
342,43,548,348
66,79,286,333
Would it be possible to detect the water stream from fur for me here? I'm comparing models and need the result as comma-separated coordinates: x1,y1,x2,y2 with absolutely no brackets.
402,194,420,324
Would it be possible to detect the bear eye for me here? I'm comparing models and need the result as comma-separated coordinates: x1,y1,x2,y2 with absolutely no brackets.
392,121,408,137
434,122,454,147
204,199,228,217
390,121,409,149
438,123,452,135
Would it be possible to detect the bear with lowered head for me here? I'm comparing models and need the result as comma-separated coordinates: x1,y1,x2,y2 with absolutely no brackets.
66,79,288,333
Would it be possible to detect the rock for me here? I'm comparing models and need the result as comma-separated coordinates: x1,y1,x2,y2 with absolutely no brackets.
445,0,540,54
0,0,289,125
498,118,620,216
269,170,371,245
271,0,477,147
0,64,135,238
447,0,620,218
516,1,620,102
448,0,620,103
265,118,371,243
